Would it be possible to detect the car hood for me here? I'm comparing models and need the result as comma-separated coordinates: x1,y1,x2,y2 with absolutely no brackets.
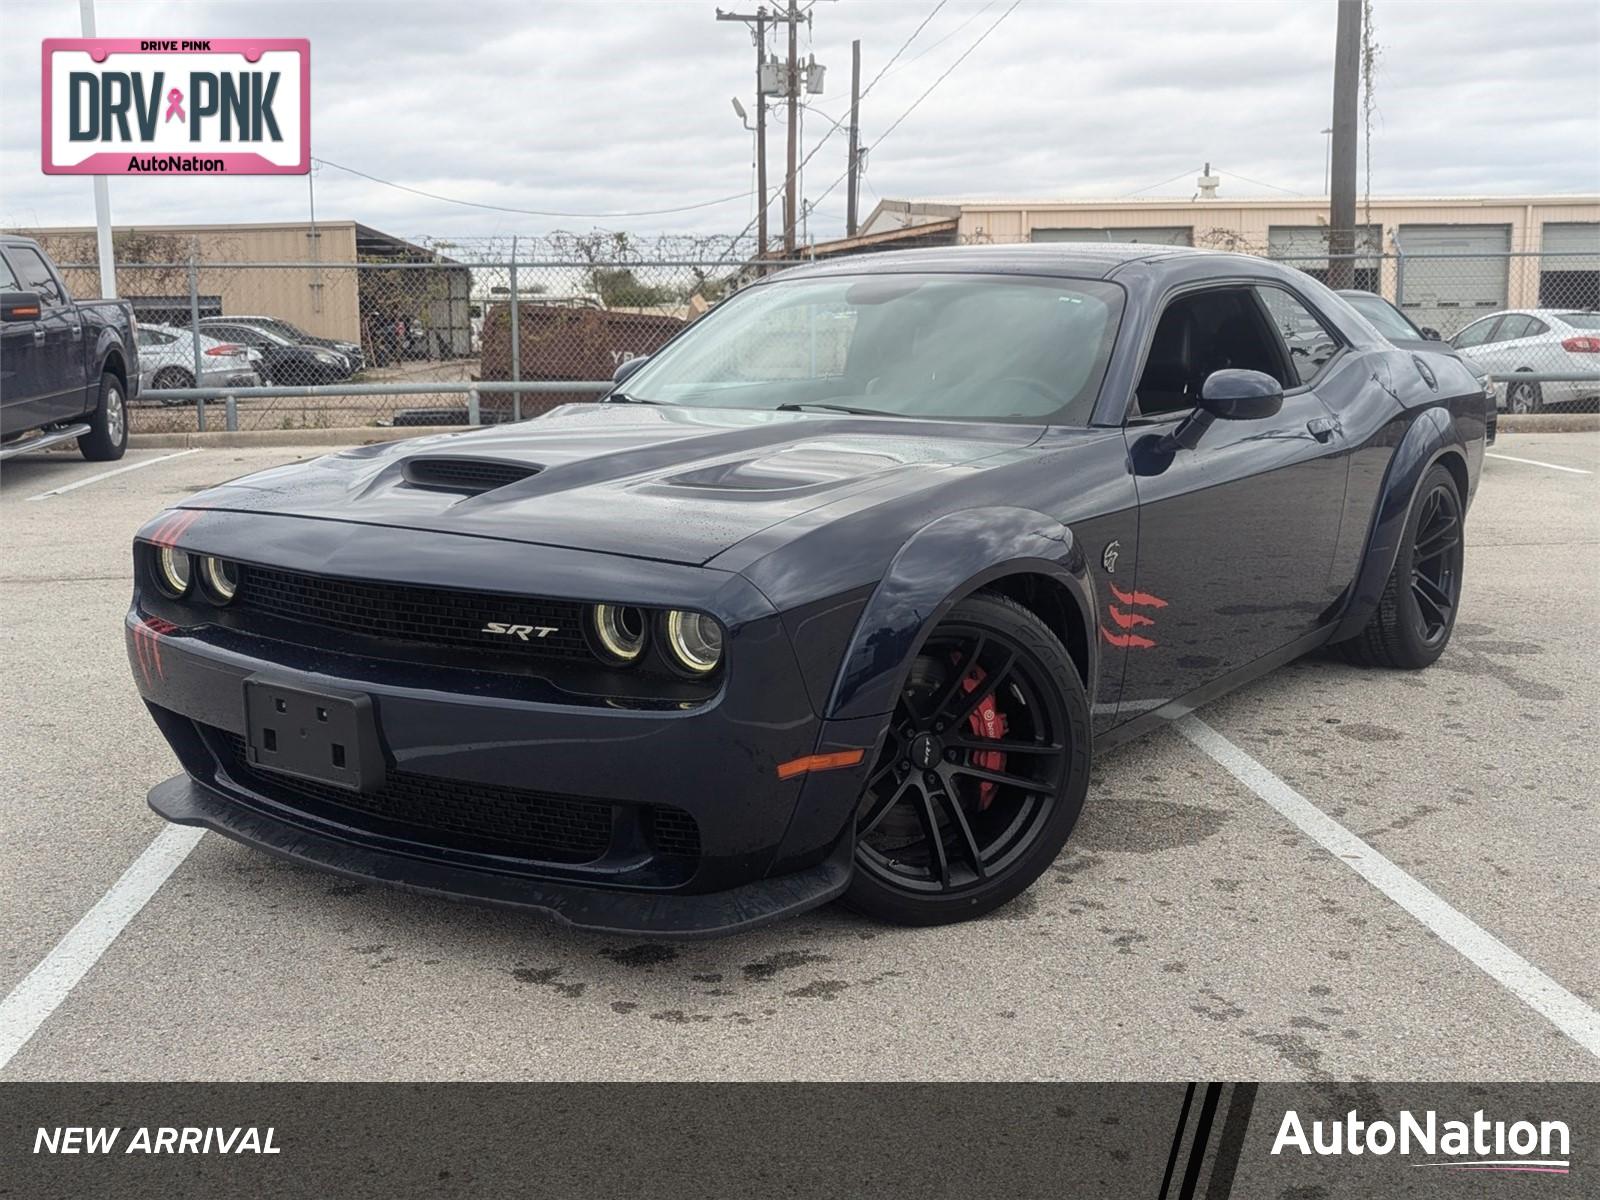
181,404,1043,566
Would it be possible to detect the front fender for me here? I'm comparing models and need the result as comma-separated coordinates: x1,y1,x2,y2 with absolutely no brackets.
826,506,1093,720
1331,405,1464,642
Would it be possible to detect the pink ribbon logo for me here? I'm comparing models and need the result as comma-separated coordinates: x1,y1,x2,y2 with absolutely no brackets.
164,88,185,123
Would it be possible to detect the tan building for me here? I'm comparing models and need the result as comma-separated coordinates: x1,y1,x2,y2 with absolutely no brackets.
824,194,1600,335
11,221,473,358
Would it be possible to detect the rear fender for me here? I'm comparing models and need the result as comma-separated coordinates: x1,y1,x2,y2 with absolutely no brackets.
826,506,1094,721
1331,405,1463,642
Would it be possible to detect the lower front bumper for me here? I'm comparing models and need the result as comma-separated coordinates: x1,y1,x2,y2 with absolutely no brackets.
149,772,854,939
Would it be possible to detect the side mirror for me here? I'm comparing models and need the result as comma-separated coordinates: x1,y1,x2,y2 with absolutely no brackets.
612,355,648,384
1198,369,1284,421
1420,326,1442,341
1163,369,1284,453
0,291,42,322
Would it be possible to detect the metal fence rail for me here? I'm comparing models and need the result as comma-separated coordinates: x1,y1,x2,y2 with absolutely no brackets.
33,242,1600,430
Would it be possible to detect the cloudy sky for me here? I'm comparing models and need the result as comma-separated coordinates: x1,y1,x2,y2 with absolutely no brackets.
3,0,1597,248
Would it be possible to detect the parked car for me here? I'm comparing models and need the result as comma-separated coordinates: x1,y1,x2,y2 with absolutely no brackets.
136,323,262,399
0,234,137,461
1337,289,1497,435
202,314,364,373
1448,308,1600,413
128,244,1488,937
196,319,354,386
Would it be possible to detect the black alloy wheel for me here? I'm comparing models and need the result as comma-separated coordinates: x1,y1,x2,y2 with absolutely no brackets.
1340,463,1465,670
842,592,1091,925
1408,482,1463,648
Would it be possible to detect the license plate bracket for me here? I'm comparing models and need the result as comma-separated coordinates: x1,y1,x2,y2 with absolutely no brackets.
243,676,384,793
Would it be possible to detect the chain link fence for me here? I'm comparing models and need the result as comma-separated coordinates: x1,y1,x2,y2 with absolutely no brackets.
44,239,1600,431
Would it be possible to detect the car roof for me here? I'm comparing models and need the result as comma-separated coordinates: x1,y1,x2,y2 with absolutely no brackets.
767,241,1228,282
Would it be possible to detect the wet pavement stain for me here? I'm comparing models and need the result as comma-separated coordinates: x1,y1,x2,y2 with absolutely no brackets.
511,966,585,999
1334,723,1405,743
741,949,831,981
599,944,679,969
1073,797,1231,854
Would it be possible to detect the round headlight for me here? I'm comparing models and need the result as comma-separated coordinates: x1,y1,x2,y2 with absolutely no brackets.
592,603,646,663
153,546,192,597
198,555,239,603
665,610,723,675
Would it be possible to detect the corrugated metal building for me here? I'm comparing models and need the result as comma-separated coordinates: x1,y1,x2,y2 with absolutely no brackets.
11,221,473,358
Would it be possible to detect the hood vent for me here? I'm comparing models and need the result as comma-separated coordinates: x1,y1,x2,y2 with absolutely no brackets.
403,457,542,494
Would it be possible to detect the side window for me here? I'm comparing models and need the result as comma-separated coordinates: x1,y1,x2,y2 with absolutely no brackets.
1255,287,1340,385
1451,317,1498,348
1523,317,1548,338
0,253,19,291
1134,288,1289,419
9,248,65,306
1494,315,1533,342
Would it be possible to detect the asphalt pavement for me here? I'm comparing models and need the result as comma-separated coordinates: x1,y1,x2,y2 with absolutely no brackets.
1,433,1595,1081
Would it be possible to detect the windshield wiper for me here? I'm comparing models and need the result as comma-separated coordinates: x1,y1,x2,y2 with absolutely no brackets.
775,402,905,418
604,391,663,405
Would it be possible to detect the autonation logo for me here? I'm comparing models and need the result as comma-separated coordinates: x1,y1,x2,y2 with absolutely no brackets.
1272,1108,1571,1175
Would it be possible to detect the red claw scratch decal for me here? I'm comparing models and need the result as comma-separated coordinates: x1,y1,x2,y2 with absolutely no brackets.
1109,582,1168,610
1100,582,1168,649
147,507,204,547
131,616,178,685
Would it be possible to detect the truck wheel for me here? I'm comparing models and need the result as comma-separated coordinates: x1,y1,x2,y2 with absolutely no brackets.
79,372,129,461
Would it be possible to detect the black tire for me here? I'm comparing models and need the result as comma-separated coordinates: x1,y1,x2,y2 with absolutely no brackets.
79,372,129,461
1506,375,1542,414
842,592,1092,926
1339,463,1464,669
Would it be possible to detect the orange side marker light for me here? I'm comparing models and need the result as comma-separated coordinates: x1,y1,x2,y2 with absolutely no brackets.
776,749,865,781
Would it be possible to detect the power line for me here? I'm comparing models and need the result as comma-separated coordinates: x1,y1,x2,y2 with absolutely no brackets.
709,0,1017,267
882,0,995,80
1214,168,1307,196
1119,166,1204,198
311,157,754,220
859,0,947,101
810,0,1022,212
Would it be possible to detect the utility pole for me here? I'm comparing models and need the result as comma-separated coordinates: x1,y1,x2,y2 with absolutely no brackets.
718,5,806,260
784,0,799,256
846,39,861,238
79,0,116,298
1328,0,1362,289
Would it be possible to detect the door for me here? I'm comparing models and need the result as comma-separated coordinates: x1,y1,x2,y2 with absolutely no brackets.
2,245,86,432
1395,224,1511,338
1115,284,1349,721
0,251,38,436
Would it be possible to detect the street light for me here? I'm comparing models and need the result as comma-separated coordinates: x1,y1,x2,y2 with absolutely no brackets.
731,96,752,130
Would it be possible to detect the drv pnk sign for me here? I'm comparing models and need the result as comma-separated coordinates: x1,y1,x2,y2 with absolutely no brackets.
42,39,309,175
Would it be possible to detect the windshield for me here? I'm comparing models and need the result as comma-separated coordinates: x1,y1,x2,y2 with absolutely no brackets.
1342,291,1422,340
1558,312,1600,330
619,273,1125,424
253,318,310,340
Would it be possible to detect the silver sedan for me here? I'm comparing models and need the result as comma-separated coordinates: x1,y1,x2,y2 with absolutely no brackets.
136,323,262,400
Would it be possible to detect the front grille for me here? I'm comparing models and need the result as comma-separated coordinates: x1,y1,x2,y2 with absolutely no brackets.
213,727,612,863
207,726,703,865
234,564,592,661
404,458,541,494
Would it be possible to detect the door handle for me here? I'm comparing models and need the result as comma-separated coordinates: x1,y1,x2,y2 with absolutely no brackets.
1306,416,1340,443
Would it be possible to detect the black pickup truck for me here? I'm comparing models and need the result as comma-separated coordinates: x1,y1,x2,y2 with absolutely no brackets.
0,235,138,462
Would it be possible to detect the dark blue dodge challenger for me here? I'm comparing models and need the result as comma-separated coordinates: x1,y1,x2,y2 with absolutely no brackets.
127,244,1487,937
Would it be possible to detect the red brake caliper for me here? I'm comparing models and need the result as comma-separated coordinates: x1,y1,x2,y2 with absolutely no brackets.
954,657,1008,810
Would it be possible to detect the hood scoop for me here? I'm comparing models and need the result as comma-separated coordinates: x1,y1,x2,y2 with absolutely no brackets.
402,457,543,495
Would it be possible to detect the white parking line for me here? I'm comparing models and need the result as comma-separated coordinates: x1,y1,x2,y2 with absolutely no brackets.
1176,715,1600,1062
1485,452,1592,476
0,825,203,1072
23,448,202,502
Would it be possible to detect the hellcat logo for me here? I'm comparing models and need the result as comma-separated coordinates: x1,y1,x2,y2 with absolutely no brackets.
43,38,309,175
1272,1109,1571,1175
